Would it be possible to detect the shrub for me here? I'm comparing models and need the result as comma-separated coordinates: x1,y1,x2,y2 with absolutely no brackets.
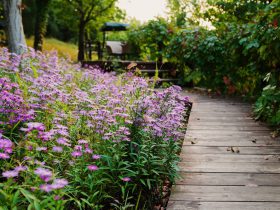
254,72,280,129
128,18,174,62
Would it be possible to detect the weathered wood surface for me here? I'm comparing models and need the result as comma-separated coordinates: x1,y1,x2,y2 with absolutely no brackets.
168,92,280,210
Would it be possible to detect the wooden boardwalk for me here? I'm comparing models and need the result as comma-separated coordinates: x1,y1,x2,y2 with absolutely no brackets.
167,92,280,210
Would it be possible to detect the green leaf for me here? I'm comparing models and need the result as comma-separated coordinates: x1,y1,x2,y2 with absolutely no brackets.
20,189,38,203
11,190,20,207
33,201,41,210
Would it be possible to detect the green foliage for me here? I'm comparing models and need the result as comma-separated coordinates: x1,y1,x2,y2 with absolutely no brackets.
167,28,229,89
254,72,280,128
128,18,174,61
165,0,279,91
162,0,280,126
22,0,125,60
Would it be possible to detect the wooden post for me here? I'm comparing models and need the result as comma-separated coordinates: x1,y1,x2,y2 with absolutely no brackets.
101,31,106,60
87,39,92,61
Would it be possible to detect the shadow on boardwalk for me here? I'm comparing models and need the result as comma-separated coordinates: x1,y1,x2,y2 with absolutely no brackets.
167,90,280,210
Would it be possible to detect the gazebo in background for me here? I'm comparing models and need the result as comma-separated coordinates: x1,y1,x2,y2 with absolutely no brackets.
98,22,130,60
83,22,178,85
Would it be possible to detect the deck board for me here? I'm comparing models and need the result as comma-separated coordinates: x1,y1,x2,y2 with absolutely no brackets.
167,92,280,209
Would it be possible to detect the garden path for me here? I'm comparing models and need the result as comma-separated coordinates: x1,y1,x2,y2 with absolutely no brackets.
167,91,280,210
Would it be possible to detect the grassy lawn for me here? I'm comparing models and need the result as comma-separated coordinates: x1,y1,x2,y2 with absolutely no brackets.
26,37,78,61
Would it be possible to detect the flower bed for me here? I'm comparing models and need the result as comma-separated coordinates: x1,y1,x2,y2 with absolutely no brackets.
0,48,188,209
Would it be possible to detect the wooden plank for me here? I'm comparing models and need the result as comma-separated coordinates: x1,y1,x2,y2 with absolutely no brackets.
180,154,280,163
188,122,264,126
176,172,280,186
183,139,279,146
167,201,280,210
185,135,274,140
191,106,251,110
190,114,251,118
169,186,280,201
192,103,251,107
186,130,270,135
178,162,280,173
182,146,280,155
187,98,250,103
192,103,251,106
189,116,254,121
191,110,251,114
189,118,255,122
185,135,276,141
186,130,270,137
187,125,270,131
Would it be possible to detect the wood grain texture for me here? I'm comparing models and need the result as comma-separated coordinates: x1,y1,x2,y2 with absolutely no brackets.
170,186,280,201
178,162,280,173
180,154,280,163
167,201,280,210
181,146,280,155
168,91,280,209
176,172,280,186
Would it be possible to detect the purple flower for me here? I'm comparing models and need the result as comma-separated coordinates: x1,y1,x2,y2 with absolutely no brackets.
121,177,131,182
52,146,63,153
74,145,82,151
0,137,13,156
92,154,101,160
85,148,93,154
55,129,69,137
71,151,82,157
88,165,99,171
78,139,88,144
39,131,54,141
34,167,52,182
2,170,18,178
51,178,68,189
14,166,27,172
40,184,53,192
54,195,61,200
56,137,71,146
36,147,47,151
27,145,33,151
0,152,10,159
24,156,32,161
22,122,45,132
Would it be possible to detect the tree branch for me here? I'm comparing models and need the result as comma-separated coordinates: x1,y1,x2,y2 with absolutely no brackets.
85,0,116,22
67,0,84,15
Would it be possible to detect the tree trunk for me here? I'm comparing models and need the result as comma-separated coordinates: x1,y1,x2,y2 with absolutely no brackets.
78,19,86,61
3,0,26,54
33,0,51,51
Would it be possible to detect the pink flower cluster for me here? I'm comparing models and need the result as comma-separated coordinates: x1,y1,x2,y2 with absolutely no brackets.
0,47,187,199
0,134,13,159
0,78,34,127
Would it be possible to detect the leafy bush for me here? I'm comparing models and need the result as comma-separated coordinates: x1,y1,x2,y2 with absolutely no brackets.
0,48,188,209
128,18,174,62
167,28,227,89
254,72,280,129
166,1,279,97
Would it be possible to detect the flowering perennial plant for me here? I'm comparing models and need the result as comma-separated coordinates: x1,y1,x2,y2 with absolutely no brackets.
0,48,188,209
